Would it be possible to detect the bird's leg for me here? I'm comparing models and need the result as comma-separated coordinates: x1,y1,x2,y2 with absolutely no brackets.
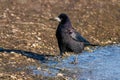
75,55,78,64
70,55,78,64
55,51,64,62
60,51,63,56
72,55,78,64
59,45,64,56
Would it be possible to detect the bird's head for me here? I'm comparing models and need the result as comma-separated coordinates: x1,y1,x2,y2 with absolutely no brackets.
56,13,69,22
50,13,70,24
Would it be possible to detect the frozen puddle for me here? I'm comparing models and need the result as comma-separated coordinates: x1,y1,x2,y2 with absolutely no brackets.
29,44,120,80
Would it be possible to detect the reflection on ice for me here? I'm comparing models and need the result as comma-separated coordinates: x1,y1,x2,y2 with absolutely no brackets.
29,44,120,80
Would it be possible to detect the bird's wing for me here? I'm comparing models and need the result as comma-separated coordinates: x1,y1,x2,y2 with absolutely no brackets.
68,28,90,44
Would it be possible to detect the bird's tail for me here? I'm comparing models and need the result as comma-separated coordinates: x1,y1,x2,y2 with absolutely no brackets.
84,43,99,46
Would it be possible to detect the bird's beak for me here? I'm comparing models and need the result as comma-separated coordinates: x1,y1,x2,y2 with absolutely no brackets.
49,17,61,22
54,17,61,22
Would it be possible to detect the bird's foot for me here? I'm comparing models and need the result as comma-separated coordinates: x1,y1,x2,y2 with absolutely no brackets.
54,54,63,61
70,55,78,64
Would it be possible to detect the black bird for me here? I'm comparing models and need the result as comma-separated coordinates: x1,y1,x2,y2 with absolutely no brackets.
52,13,97,56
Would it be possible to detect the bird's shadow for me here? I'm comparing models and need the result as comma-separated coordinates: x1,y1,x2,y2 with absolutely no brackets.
0,47,55,63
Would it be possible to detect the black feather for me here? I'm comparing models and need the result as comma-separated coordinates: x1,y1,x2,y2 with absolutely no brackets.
55,13,96,55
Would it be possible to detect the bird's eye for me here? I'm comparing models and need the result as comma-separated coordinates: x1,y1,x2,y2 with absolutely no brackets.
60,18,63,21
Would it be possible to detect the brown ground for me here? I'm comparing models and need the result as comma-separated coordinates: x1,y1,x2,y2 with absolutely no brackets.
0,0,120,80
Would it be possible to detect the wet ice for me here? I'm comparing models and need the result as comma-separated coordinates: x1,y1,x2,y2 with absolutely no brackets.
29,44,120,80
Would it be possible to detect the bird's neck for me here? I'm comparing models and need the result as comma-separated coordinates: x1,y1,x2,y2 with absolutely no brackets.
60,19,72,27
